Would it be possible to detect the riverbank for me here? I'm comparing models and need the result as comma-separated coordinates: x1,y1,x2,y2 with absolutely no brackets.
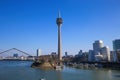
66,62,120,70
31,61,55,70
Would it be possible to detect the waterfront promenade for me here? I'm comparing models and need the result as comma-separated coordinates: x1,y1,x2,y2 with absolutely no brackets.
66,61,120,69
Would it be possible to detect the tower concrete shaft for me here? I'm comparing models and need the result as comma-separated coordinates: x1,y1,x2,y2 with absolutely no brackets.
58,25,62,61
56,12,63,62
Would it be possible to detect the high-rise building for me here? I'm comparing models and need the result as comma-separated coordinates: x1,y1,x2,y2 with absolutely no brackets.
93,40,103,51
115,50,120,62
65,52,68,57
101,46,110,61
91,40,111,62
13,53,18,58
78,50,83,55
110,51,117,62
94,52,103,62
88,50,94,62
113,39,120,51
36,49,42,57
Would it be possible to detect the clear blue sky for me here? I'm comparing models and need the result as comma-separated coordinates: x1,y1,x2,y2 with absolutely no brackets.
0,0,120,56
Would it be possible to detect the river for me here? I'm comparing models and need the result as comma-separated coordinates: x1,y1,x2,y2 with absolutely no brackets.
0,61,120,80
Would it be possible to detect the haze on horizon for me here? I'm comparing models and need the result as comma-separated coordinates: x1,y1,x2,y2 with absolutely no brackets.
0,0,120,56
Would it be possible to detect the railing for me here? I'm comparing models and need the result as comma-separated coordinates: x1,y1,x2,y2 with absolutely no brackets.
0,57,35,61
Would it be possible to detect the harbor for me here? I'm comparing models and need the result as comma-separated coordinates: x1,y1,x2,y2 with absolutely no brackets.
0,61,120,80
66,62,120,70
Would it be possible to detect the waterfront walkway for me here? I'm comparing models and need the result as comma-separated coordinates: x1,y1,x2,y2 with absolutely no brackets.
66,62,120,69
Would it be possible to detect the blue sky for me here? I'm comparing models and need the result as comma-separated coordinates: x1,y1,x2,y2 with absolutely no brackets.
0,0,120,56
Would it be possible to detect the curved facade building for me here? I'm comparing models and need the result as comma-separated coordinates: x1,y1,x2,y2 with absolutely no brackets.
93,40,103,51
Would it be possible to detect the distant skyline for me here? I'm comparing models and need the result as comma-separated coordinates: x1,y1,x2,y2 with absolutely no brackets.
0,0,120,55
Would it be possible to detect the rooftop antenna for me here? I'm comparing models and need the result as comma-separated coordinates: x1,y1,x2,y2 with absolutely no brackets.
58,10,61,18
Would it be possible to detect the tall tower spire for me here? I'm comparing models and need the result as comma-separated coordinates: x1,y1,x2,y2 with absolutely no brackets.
58,10,61,18
56,11,63,65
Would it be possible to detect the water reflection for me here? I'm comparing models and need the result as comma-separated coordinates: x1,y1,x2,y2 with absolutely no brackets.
0,61,120,80
37,69,63,80
39,70,46,80
108,70,112,80
92,69,112,80
114,75,120,77
56,70,62,80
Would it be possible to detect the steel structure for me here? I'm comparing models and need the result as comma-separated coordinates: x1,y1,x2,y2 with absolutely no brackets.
0,48,32,56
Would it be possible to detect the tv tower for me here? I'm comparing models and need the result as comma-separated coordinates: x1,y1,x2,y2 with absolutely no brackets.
56,11,63,62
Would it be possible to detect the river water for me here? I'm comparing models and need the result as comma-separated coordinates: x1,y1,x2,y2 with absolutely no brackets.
0,61,120,80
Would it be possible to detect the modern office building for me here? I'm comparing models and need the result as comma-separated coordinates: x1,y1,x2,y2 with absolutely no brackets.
13,53,18,58
94,52,103,62
51,52,57,58
110,51,117,62
89,40,111,62
115,50,120,62
65,52,68,57
36,49,42,57
93,40,103,51
101,46,110,61
113,39,120,51
88,50,94,62
78,50,83,55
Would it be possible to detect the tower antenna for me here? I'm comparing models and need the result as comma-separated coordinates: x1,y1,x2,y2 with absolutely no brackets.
58,10,61,18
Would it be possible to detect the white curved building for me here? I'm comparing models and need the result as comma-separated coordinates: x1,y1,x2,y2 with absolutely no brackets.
101,46,110,61
93,40,103,51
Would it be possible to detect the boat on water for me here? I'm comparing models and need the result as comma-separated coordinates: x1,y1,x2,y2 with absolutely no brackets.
40,78,46,80
55,66,63,70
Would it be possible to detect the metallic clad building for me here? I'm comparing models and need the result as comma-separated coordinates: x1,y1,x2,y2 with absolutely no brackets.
93,40,103,51
37,49,42,57
113,39,120,51
89,40,111,62
101,46,110,61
